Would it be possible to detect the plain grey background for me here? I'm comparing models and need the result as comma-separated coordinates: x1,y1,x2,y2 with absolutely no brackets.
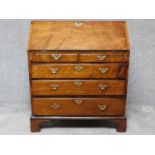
0,19,155,134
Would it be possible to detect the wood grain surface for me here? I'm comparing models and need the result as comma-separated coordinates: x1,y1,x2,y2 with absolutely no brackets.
28,21,129,50
28,21,130,132
32,97,125,116
32,80,126,96
30,51,129,63
31,63,128,79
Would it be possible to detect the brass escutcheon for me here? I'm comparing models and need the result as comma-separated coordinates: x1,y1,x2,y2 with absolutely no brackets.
49,68,59,74
74,65,83,72
74,81,83,87
98,67,109,74
97,54,106,61
98,84,108,90
50,103,60,110
98,104,107,111
51,54,62,60
49,84,59,91
74,99,83,105
75,22,83,27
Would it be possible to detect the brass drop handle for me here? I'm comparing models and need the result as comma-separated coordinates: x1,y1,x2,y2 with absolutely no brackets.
98,84,108,90
98,104,107,111
74,99,83,105
49,84,59,91
98,67,109,74
50,103,60,110
97,54,106,61
49,68,59,74
51,54,62,60
74,81,83,87
74,65,83,72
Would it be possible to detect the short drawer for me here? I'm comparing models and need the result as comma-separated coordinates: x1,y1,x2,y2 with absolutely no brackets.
31,63,128,79
32,80,126,96
32,97,125,116
31,52,77,62
79,51,129,62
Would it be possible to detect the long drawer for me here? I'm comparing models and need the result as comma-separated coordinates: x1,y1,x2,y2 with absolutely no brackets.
31,51,129,63
31,63,128,79
32,97,125,116
32,80,126,96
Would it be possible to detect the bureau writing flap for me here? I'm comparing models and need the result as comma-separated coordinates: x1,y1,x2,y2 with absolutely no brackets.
28,21,129,51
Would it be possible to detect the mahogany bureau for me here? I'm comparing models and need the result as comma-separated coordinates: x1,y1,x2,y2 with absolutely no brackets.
27,21,130,132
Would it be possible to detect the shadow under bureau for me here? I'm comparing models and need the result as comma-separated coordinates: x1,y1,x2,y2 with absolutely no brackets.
27,21,130,132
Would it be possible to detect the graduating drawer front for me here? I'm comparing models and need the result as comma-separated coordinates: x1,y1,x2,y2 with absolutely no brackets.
32,80,126,96
31,52,77,62
79,52,129,63
31,63,128,79
32,97,125,116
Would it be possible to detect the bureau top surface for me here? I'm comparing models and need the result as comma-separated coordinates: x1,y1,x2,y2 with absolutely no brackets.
28,21,130,51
